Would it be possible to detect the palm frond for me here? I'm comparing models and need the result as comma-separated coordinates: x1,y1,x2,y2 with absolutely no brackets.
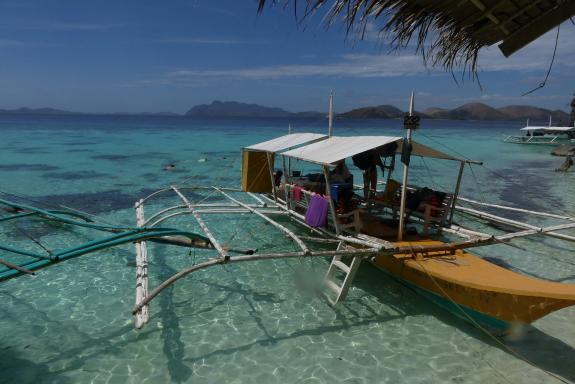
256,0,497,80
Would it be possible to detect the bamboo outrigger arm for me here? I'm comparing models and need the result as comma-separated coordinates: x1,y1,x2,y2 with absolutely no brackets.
456,206,575,243
131,174,575,322
457,196,575,222
132,219,575,317
171,186,228,259
132,248,380,315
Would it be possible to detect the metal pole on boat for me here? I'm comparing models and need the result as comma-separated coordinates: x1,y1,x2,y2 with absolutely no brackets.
323,165,341,235
398,90,418,241
282,155,291,211
449,161,466,226
328,90,334,137
266,152,278,203
288,124,292,176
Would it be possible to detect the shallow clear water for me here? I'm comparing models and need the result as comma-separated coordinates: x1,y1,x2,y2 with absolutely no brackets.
0,115,574,383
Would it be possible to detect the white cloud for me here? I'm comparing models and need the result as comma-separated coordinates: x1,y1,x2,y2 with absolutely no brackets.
478,22,575,72
166,53,429,80
45,23,118,31
451,93,569,106
0,39,30,47
163,25,575,82
134,20,575,89
0,39,56,47
154,37,267,45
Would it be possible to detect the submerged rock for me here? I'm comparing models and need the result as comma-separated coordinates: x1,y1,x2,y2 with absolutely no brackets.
551,144,575,157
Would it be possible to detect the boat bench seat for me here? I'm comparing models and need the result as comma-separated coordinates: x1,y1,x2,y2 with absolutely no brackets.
371,188,453,235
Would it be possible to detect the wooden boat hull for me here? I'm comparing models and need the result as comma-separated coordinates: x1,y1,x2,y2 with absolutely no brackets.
371,240,575,331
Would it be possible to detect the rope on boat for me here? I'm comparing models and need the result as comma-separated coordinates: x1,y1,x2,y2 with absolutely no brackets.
411,255,571,384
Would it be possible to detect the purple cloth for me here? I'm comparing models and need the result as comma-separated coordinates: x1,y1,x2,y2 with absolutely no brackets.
305,194,330,228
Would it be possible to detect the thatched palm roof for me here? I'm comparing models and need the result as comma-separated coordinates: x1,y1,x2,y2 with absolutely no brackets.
258,0,575,76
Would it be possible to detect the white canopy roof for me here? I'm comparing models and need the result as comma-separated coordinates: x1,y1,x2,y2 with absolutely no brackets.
520,126,574,132
282,136,402,165
281,135,470,166
245,133,327,153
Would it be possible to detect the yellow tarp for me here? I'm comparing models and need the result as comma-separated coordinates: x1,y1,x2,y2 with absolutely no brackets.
241,150,273,193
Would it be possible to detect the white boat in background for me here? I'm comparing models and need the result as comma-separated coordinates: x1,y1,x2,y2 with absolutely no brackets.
504,116,575,145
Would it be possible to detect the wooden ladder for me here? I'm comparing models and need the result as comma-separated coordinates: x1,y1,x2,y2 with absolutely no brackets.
324,242,363,306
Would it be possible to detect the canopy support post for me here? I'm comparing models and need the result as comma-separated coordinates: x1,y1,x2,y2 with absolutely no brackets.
328,90,334,137
281,155,291,212
449,161,466,226
323,165,341,235
398,91,416,241
266,152,278,203
397,130,411,241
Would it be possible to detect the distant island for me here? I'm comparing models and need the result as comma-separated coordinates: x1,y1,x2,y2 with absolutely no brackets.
0,107,179,117
339,102,570,123
0,100,571,124
185,101,324,118
186,100,571,123
0,107,81,115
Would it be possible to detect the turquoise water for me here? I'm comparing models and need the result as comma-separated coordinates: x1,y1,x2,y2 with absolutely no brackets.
1,115,574,383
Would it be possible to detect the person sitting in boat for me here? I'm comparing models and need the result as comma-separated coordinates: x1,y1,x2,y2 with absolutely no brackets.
273,170,283,187
329,160,351,184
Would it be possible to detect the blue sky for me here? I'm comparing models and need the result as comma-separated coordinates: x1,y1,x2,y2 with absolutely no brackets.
0,0,574,113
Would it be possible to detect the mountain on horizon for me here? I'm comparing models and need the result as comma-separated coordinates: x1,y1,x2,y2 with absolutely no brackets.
338,105,403,119
343,102,570,124
185,100,325,118
423,103,506,120
0,101,570,124
0,107,80,115
0,107,180,117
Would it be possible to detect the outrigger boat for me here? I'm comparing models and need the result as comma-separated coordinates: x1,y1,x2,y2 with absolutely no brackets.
2,93,575,335
504,117,575,145
125,93,575,332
